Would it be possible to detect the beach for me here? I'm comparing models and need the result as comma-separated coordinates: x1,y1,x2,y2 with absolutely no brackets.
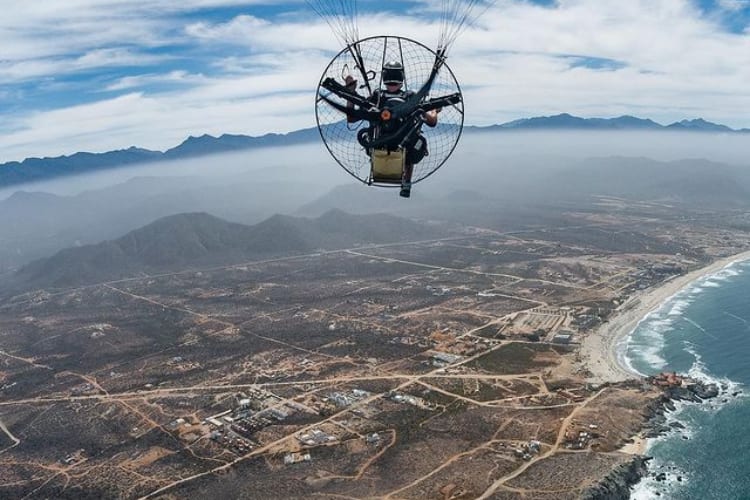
579,250,750,460
580,249,750,384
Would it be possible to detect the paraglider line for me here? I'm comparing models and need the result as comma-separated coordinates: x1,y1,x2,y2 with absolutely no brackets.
347,41,373,96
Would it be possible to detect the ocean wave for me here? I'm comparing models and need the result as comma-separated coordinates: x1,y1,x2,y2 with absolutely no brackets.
624,258,748,374
683,342,744,398
667,298,691,316
626,258,748,499
625,330,668,371
720,267,741,277
617,338,647,377
698,280,721,288
631,344,745,500
626,312,676,371
683,260,744,295
631,462,690,500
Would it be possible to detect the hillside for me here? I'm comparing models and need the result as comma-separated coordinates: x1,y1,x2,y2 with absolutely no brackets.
9,210,443,291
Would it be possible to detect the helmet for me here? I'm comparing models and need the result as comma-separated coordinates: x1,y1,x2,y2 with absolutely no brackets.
382,60,405,85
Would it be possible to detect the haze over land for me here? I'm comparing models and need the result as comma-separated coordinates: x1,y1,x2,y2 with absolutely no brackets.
2,129,750,275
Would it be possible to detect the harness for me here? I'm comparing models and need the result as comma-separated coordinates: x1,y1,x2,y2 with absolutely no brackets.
358,89,422,153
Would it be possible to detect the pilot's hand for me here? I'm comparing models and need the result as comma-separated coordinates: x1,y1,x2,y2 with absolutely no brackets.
344,75,357,91
422,109,439,127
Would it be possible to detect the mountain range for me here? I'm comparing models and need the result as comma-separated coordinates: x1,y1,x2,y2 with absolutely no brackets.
7,209,444,292
1,114,747,189
488,114,740,132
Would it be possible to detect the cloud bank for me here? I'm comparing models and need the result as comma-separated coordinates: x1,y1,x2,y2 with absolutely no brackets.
1,0,749,162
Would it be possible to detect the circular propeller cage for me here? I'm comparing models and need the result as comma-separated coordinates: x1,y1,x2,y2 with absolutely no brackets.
315,35,465,186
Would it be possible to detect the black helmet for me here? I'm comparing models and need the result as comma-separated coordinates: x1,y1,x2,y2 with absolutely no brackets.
382,60,405,85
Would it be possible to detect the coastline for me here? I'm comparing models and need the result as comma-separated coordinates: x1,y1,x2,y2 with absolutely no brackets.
580,249,750,385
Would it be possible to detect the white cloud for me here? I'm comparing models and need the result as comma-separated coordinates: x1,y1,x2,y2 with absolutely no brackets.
105,70,205,91
0,53,327,160
0,50,174,84
1,0,750,162
717,0,750,11
186,14,271,42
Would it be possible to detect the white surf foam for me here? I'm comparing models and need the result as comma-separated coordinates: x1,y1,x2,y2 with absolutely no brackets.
667,298,691,316
624,257,748,375
626,311,677,372
631,463,690,500
683,342,744,399
627,259,749,500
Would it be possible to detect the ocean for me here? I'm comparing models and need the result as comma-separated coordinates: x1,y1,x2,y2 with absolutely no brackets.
621,259,750,499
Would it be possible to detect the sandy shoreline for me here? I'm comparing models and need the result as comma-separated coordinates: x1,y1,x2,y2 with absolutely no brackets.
580,250,750,458
580,249,750,384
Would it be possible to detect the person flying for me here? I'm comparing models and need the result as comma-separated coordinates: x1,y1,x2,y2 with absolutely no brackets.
344,61,439,198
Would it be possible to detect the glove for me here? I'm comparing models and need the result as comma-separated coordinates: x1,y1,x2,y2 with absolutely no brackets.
344,75,357,91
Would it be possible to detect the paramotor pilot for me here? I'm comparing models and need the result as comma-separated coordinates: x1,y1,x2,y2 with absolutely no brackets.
344,61,439,198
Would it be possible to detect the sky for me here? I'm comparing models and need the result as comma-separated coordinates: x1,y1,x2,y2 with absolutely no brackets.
1,0,749,163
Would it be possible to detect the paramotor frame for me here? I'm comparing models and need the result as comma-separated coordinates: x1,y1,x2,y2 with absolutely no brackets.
315,35,465,186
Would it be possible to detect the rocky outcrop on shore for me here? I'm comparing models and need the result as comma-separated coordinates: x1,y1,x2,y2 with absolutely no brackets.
641,374,721,438
663,380,719,402
580,456,651,500
581,374,726,498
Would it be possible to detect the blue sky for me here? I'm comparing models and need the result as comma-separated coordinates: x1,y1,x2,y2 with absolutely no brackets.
1,0,749,162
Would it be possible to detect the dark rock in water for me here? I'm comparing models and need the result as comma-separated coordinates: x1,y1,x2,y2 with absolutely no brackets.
722,398,728,403
666,386,698,402
682,435,689,440
732,391,741,397
677,476,683,482
669,421,685,429
656,472,667,482
580,456,650,500
664,381,719,402
645,423,672,438
693,383,720,399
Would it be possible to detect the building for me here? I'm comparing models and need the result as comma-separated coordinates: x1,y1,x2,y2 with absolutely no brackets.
284,452,311,465
528,440,541,454
269,408,290,420
432,352,463,364
297,428,337,446
328,393,353,408
366,433,381,444
552,333,573,344
207,418,224,428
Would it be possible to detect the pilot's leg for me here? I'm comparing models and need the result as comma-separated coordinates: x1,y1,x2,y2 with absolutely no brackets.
400,162,413,198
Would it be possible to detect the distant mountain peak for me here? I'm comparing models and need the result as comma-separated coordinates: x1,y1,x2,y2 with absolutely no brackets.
487,113,748,132
666,118,731,131
496,113,664,130
2,115,747,189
